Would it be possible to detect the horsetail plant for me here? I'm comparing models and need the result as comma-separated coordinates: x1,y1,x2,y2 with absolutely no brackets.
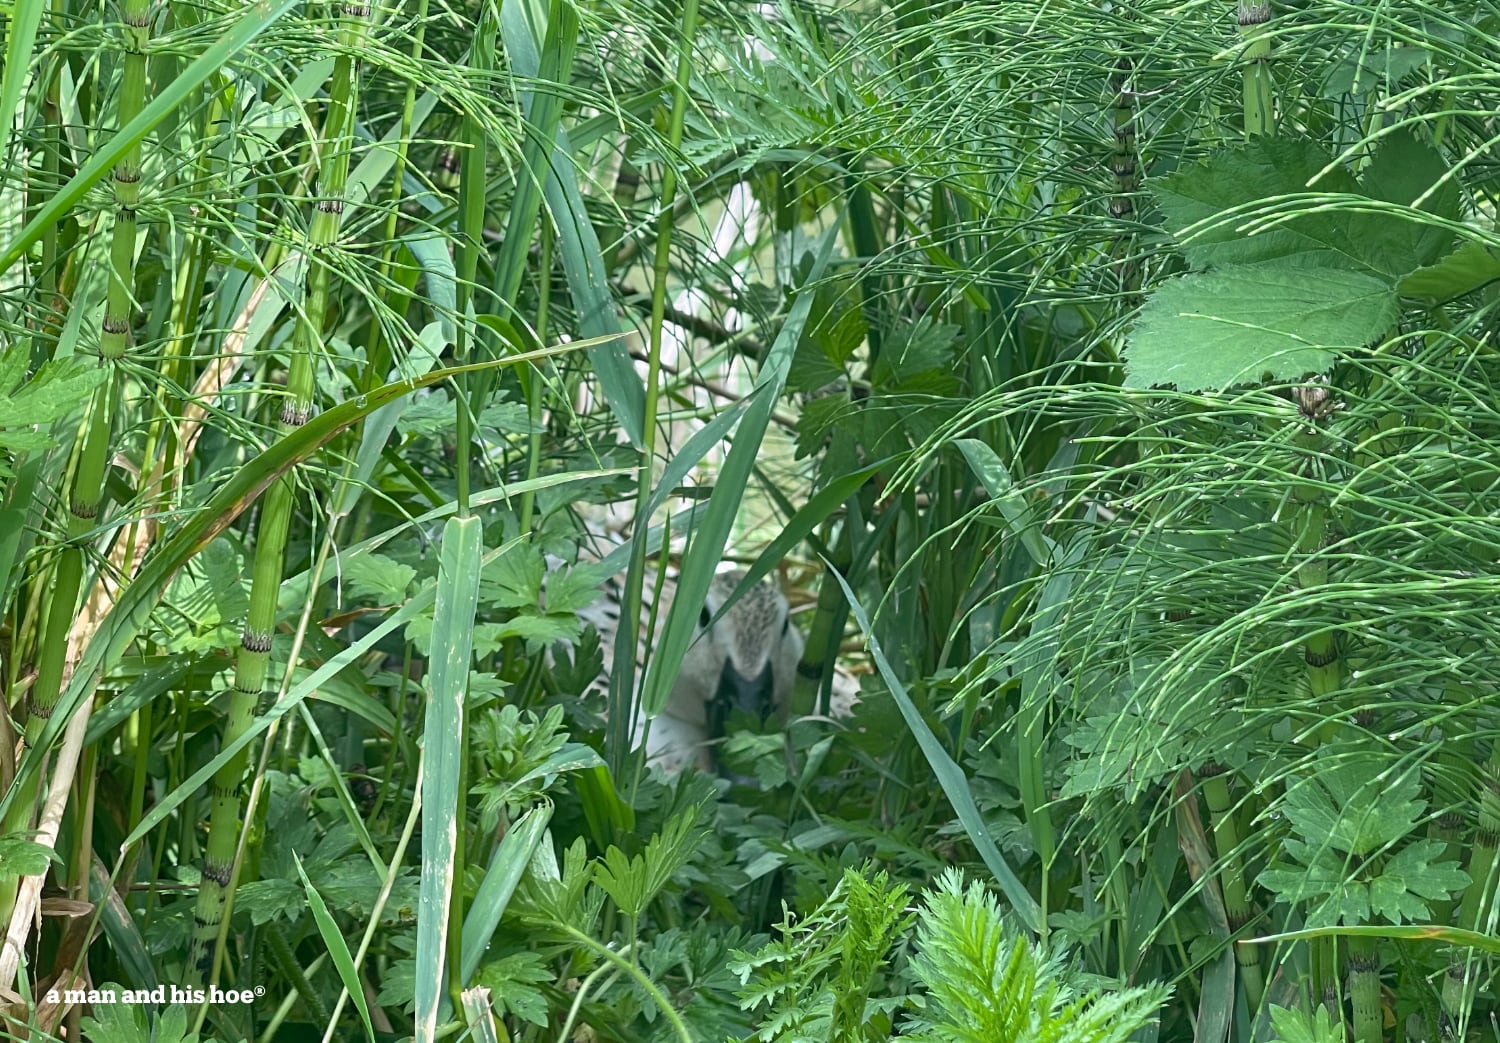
1200,761,1264,1011
26,0,155,721
1238,0,1274,138
1106,51,1143,307
1443,743,1500,1034
186,0,370,983
0,0,155,929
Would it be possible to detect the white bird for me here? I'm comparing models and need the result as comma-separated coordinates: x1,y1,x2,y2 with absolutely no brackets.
635,570,805,774
576,565,804,774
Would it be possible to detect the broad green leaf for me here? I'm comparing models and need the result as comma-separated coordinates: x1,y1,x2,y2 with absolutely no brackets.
1399,240,1500,301
1366,841,1469,923
594,812,707,921
0,836,59,880
492,613,578,646
0,355,107,441
474,952,552,1027
1267,1004,1344,1043
543,559,616,614
1257,756,1464,928
339,551,416,605
1124,265,1398,390
1153,135,1455,278
1358,130,1460,270
1153,139,1362,271
78,992,199,1043
1259,863,1370,928
478,540,546,610
1281,756,1424,857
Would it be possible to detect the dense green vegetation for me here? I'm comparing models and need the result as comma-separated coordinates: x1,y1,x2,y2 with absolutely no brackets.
3,0,1500,1039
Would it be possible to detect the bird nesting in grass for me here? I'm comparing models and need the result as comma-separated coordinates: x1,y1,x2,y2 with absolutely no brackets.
581,567,804,775
636,570,805,774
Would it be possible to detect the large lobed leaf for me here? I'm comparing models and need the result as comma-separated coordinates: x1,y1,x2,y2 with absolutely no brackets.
1124,266,1397,390
1127,133,1456,390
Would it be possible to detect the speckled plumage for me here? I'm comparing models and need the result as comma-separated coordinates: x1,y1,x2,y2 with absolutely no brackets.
566,553,865,773
639,570,804,773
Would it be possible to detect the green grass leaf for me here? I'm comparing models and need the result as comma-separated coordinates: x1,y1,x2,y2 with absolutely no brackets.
415,513,484,1039
828,567,1042,933
294,853,377,1043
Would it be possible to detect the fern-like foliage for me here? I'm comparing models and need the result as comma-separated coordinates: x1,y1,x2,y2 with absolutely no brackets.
731,866,1169,1042
905,871,1169,1043
730,865,916,1042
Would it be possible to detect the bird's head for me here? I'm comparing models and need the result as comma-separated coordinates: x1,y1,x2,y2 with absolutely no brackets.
693,571,803,741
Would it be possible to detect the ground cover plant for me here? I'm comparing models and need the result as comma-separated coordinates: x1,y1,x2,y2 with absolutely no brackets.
1,0,1499,1039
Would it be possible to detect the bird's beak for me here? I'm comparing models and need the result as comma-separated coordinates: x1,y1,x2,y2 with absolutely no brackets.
716,659,775,724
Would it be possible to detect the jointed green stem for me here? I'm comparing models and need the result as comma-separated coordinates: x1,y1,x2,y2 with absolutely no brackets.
2,0,154,927
1238,0,1273,137
1201,767,1263,1011
1443,744,1500,1032
186,0,368,982
1347,935,1381,1043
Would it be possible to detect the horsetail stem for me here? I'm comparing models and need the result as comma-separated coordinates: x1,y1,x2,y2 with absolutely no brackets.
186,0,367,982
0,0,155,934
1201,765,1263,1011
31,11,66,334
26,0,153,721
1347,934,1381,1043
1442,744,1500,1031
1238,0,1274,137
1283,382,1355,1016
1286,385,1347,748
1108,58,1138,224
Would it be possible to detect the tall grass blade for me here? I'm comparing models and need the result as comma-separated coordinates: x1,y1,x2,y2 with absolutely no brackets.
637,224,839,720
827,567,1042,933
500,0,643,445
295,854,376,1043
0,0,44,167
415,514,484,1042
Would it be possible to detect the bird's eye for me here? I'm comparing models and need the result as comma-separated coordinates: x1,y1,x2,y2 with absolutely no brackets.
699,605,711,629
